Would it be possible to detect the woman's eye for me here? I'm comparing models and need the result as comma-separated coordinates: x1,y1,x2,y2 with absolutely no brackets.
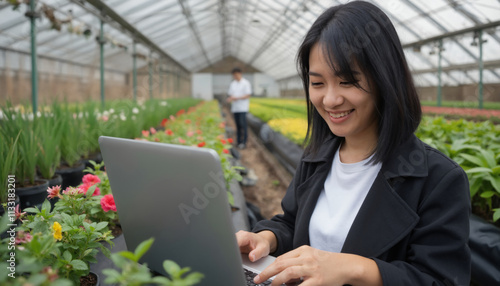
340,81,358,86
310,82,323,86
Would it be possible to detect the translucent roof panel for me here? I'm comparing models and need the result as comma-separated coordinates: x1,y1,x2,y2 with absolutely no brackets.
0,0,499,86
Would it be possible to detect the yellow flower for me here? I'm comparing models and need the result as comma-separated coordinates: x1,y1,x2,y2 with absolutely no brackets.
52,221,62,241
267,118,308,145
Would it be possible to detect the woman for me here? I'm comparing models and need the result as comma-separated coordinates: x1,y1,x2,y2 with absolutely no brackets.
236,1,471,285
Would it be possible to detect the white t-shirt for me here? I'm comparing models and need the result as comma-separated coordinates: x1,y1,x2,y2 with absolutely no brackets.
228,78,252,113
309,147,382,253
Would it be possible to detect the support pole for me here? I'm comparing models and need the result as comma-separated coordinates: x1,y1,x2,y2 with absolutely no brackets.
437,38,443,107
478,30,484,109
159,59,163,98
149,53,153,99
99,19,105,109
26,0,39,116
133,42,137,101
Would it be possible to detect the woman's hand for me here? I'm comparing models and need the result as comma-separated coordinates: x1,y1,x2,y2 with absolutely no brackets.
236,230,277,262
254,245,383,286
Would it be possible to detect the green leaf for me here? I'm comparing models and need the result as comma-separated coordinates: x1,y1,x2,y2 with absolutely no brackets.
469,177,482,198
493,209,500,222
41,199,51,214
102,269,121,283
479,149,497,169
86,184,97,197
182,272,204,285
23,207,40,214
480,191,496,199
117,251,137,262
492,166,500,176
63,250,72,262
95,221,108,231
134,237,154,262
485,174,500,193
70,259,88,271
460,153,487,168
465,167,492,174
152,276,173,285
163,260,181,277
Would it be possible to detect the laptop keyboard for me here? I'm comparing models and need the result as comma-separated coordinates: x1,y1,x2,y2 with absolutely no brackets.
244,268,272,285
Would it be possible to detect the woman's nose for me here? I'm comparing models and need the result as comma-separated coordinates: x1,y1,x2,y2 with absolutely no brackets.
323,87,344,107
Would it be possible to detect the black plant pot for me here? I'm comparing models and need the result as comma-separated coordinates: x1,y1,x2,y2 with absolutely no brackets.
55,161,85,190
80,271,100,286
16,179,49,211
83,152,103,170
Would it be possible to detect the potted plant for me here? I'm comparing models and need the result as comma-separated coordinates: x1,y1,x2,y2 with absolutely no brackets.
53,103,85,190
0,130,20,216
35,110,63,188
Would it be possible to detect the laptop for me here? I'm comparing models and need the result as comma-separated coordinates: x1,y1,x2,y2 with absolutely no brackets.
98,136,276,285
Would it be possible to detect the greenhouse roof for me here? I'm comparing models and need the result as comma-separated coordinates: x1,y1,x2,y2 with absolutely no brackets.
1,0,500,86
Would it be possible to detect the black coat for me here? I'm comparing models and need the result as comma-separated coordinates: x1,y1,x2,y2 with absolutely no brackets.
253,134,471,285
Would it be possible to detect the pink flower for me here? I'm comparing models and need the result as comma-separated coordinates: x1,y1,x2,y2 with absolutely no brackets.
82,174,100,185
47,185,62,199
220,139,227,144
15,204,26,221
142,130,150,137
185,119,192,124
150,127,157,135
41,266,59,282
79,183,101,196
178,137,186,144
169,115,176,121
101,115,109,121
154,138,160,142
186,131,194,137
15,231,32,245
101,194,117,212
63,187,80,196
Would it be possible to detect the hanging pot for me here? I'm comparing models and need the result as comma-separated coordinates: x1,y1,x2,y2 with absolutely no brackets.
55,161,85,190
16,179,49,211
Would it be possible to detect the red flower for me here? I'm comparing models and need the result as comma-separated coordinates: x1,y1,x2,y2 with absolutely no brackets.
150,127,157,135
176,109,185,116
220,139,227,145
165,129,173,136
82,174,100,185
101,194,117,212
142,130,150,137
223,149,229,154
185,119,192,124
161,118,168,127
219,122,226,128
196,129,202,134
228,138,233,144
47,185,62,199
197,142,206,147
154,138,160,142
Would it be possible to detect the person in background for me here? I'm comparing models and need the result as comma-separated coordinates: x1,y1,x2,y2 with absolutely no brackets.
236,1,471,285
227,67,252,149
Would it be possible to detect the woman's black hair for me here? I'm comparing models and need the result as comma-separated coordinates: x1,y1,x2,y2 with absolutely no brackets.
298,0,421,164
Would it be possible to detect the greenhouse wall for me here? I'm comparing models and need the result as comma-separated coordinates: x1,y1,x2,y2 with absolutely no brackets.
417,84,500,102
0,49,191,104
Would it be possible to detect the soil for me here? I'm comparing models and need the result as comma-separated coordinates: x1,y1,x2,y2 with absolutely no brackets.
80,271,98,286
422,106,500,118
223,105,292,220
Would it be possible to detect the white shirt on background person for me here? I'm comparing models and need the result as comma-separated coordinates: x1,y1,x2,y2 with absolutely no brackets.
228,77,252,113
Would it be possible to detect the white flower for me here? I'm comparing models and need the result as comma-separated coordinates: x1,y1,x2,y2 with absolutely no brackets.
132,115,137,121
103,111,110,117
27,113,34,121
36,111,41,117
109,108,115,114
0,111,3,120
160,101,168,106
132,107,139,114
120,113,126,121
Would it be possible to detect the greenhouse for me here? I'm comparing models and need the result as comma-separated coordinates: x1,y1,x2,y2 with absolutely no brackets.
1,0,499,285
